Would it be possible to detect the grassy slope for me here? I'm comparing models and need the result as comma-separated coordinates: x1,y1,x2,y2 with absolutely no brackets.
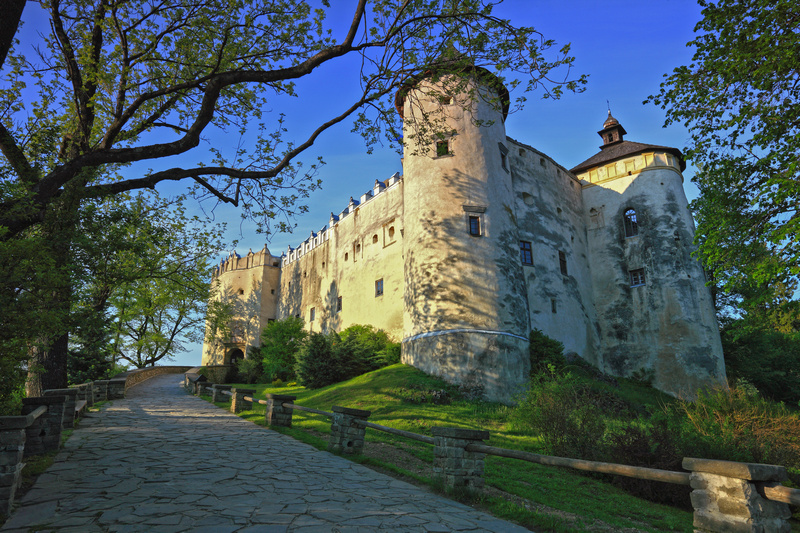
215,364,694,532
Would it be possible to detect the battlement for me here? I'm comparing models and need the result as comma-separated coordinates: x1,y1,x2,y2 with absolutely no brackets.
212,246,281,279
281,172,402,266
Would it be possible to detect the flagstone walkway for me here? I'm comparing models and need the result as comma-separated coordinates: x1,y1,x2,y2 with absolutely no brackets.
1,374,529,532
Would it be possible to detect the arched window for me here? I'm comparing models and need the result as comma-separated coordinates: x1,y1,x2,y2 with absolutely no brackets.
623,209,639,237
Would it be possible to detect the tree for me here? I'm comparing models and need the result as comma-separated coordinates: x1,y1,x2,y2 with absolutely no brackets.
252,316,308,382
648,0,800,305
85,195,226,369
0,0,585,395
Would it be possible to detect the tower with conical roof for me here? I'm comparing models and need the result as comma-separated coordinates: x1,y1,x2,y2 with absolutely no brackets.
572,112,726,397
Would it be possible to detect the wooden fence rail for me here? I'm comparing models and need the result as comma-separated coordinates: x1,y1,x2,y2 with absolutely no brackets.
194,379,799,533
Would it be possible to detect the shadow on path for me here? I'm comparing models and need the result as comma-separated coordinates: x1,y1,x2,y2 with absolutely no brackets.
1,374,529,532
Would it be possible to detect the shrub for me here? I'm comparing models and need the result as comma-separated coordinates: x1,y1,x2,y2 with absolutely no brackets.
294,325,399,388
253,316,307,382
529,329,566,374
671,384,800,470
377,341,402,365
511,371,605,461
235,356,264,384
605,418,689,507
721,323,800,404
295,331,340,388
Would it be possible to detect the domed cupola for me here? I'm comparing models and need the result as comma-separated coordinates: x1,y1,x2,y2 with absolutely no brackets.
598,109,627,148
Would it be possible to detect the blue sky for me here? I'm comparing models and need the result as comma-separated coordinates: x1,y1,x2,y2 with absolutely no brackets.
208,0,706,256
17,1,707,367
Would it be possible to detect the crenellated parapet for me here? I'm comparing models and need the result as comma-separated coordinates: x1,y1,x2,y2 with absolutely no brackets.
212,246,282,279
281,172,402,266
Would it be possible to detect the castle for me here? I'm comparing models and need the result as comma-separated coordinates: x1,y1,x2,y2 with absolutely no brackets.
202,71,727,403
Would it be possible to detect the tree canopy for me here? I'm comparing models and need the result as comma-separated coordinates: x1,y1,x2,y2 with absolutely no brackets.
0,0,586,406
1,0,586,239
648,0,800,310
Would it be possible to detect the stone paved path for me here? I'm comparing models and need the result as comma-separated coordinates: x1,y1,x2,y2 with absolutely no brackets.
1,374,530,532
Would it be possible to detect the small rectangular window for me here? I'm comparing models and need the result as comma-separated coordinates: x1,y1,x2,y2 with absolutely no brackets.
436,140,449,157
630,269,646,287
468,216,481,236
520,241,533,265
336,296,342,312
559,251,568,276
551,299,557,314
310,307,315,321
375,279,384,297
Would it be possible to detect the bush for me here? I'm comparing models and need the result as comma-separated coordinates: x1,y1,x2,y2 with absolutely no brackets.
295,331,340,389
721,323,800,404
605,418,689,507
511,371,605,461
671,384,800,470
295,325,399,389
253,317,307,382
235,356,264,384
529,329,566,374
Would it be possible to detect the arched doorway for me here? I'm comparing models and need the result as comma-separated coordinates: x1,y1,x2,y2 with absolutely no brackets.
227,348,244,367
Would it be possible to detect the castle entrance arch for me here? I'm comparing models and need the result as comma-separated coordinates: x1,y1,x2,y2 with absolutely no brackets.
227,348,244,366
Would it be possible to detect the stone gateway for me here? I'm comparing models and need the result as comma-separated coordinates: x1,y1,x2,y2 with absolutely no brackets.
202,71,726,403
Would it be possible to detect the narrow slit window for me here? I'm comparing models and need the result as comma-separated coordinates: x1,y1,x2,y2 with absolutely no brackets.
624,209,639,237
630,269,646,287
559,251,568,276
520,241,533,265
375,278,384,297
336,296,342,312
468,216,481,236
310,307,315,321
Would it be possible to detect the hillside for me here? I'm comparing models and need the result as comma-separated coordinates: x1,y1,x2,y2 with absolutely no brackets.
215,364,700,532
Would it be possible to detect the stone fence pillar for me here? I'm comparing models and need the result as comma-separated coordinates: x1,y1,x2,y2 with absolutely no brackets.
265,394,296,427
0,417,29,515
328,406,371,455
70,382,93,407
211,385,232,403
197,382,213,396
683,457,792,533
432,427,490,490
231,388,255,414
21,396,65,456
44,388,79,430
92,380,109,403
107,379,126,400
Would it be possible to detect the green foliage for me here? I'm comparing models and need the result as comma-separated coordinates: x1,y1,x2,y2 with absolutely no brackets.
670,385,800,472
721,319,800,404
219,365,694,532
235,356,264,385
295,331,340,389
510,371,605,461
648,0,800,308
294,324,398,389
252,316,308,382
528,328,566,374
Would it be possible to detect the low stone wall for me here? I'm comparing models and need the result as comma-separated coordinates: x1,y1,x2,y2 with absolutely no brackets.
112,366,194,392
197,365,235,384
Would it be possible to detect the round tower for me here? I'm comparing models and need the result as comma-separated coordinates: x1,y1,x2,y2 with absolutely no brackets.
397,69,530,403
573,112,727,397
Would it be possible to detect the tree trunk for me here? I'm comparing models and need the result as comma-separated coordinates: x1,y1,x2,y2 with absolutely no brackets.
0,0,25,70
26,333,69,396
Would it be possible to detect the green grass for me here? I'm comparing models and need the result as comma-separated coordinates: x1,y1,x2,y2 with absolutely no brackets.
204,364,695,532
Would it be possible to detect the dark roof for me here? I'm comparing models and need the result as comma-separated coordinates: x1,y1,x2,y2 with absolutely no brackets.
570,140,685,174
